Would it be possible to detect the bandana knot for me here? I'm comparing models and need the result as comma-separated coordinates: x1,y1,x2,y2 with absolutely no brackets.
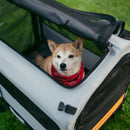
51,62,84,87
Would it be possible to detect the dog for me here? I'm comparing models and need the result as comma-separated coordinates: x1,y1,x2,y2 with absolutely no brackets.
34,38,85,87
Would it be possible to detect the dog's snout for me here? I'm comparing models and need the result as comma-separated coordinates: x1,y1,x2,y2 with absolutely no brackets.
60,63,66,69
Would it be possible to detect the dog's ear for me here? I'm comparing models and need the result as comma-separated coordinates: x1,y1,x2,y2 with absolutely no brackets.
72,38,83,52
48,40,59,53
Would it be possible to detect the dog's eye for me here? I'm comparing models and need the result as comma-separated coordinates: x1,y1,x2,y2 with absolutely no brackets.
68,55,74,58
57,55,61,58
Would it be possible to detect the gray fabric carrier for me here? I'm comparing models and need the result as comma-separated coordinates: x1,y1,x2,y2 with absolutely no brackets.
0,0,130,130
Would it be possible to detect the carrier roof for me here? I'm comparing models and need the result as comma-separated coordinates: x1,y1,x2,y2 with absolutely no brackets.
8,0,125,50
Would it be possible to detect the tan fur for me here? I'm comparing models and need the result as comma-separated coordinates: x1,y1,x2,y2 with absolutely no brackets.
34,38,84,77
34,52,52,75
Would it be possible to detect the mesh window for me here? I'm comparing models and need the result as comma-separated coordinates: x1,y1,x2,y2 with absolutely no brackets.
0,0,34,52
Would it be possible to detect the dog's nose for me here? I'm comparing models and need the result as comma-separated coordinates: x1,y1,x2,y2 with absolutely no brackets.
60,63,66,69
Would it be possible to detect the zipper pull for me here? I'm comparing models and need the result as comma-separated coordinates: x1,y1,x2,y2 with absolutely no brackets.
107,42,115,55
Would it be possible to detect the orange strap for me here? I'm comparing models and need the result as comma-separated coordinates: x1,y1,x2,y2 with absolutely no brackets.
92,93,126,130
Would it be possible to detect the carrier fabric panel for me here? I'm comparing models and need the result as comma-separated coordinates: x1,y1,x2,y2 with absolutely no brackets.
76,54,130,130
0,74,60,130
7,0,124,49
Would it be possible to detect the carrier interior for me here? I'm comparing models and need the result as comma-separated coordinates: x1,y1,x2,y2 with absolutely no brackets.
24,18,103,78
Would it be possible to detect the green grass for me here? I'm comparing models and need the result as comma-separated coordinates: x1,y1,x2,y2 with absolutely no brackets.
0,0,130,130
0,101,28,130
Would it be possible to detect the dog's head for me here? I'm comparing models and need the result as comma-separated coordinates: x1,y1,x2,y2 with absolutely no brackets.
48,38,83,76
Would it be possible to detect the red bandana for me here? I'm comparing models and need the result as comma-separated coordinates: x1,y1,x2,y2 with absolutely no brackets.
51,62,84,87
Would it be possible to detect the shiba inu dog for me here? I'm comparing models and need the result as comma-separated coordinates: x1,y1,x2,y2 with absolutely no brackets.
34,38,84,87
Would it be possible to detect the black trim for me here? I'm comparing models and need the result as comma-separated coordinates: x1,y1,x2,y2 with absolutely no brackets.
0,73,60,130
75,54,130,130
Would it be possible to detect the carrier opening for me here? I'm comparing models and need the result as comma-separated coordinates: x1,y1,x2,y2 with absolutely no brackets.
0,1,108,88
22,15,107,88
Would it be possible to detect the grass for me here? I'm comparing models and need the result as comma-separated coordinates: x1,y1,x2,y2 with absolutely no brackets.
0,0,130,130
0,100,28,130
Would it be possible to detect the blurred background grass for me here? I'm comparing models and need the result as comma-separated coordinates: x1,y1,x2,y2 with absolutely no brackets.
57,0,130,30
0,0,130,129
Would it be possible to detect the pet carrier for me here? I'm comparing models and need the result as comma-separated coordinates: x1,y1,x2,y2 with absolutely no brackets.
0,0,130,130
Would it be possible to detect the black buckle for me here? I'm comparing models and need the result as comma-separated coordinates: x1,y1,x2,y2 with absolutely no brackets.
58,102,77,115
